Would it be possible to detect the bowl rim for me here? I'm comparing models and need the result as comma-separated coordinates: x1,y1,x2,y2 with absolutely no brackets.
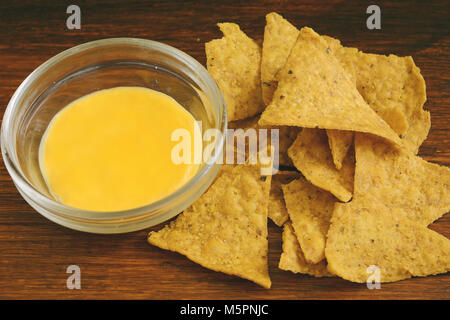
1,37,227,221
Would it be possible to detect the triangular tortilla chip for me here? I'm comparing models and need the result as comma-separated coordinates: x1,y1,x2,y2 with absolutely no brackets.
261,13,425,157
279,222,333,277
260,14,357,169
354,133,450,226
326,198,450,283
288,128,354,202
258,27,401,147
205,23,264,121
261,13,357,105
348,51,430,153
282,178,336,263
148,163,272,288
261,12,299,105
268,171,300,226
326,130,354,170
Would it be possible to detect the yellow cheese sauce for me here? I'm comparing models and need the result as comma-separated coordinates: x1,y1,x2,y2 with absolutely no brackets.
39,86,200,211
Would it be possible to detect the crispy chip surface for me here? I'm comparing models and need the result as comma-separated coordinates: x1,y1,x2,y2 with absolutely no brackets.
261,14,356,106
354,133,450,225
260,14,356,167
349,51,430,153
326,198,450,283
288,128,354,202
148,163,272,288
261,12,299,105
258,27,401,147
321,35,357,86
268,171,300,226
282,178,336,263
205,23,264,121
279,222,333,277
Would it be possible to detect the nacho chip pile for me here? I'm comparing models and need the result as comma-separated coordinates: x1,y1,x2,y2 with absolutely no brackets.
148,12,449,288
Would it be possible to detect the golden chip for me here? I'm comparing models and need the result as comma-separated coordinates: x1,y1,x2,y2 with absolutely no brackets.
279,222,333,277
205,23,264,121
258,27,401,147
260,14,355,168
288,128,354,202
282,178,336,264
268,171,300,226
261,12,299,105
348,51,430,153
148,163,272,288
326,198,450,283
354,133,450,226
261,13,356,105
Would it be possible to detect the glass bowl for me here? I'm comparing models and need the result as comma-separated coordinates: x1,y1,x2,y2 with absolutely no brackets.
1,38,226,234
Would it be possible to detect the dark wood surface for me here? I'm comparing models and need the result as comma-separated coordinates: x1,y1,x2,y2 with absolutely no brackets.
0,0,449,299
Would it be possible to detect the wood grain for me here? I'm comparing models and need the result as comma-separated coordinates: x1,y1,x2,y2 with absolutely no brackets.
0,0,449,299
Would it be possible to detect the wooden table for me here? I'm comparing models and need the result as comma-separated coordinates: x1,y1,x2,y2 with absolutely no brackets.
0,0,448,299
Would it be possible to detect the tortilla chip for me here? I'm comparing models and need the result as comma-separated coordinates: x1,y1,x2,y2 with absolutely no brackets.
260,16,356,167
354,133,450,226
288,128,354,202
279,222,333,277
326,198,450,283
261,12,299,105
261,13,357,106
268,171,300,226
258,27,401,147
148,163,272,288
228,114,301,167
282,178,336,263
205,23,264,121
326,130,354,170
349,51,429,153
